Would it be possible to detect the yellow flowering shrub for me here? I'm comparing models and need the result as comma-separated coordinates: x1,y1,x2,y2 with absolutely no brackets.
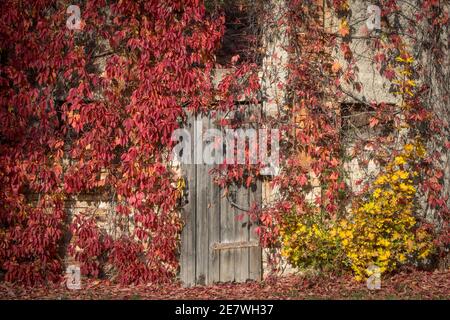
280,209,344,272
280,50,435,280
338,142,434,280
280,143,434,280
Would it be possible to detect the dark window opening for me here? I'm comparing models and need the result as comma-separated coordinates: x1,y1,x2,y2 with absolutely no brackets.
340,102,395,142
212,0,262,66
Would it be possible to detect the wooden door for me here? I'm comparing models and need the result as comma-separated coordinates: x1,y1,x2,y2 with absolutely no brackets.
179,114,262,286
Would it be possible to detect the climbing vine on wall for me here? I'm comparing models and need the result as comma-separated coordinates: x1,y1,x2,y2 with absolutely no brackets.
0,0,448,286
277,0,449,279
0,0,224,285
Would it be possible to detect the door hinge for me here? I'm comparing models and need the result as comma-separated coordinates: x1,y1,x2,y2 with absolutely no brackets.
211,241,259,251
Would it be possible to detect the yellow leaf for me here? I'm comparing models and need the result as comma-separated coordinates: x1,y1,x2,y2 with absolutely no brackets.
339,19,350,37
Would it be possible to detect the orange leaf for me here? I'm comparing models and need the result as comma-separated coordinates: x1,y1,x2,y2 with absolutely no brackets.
331,61,342,73
369,117,379,128
339,19,350,37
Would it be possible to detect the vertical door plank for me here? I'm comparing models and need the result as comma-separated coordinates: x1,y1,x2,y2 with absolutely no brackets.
195,115,209,285
208,117,221,284
234,186,250,282
248,181,262,281
180,113,196,286
207,178,221,283
220,186,235,282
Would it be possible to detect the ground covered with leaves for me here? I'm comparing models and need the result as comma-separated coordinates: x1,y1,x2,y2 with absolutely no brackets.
1,270,448,300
